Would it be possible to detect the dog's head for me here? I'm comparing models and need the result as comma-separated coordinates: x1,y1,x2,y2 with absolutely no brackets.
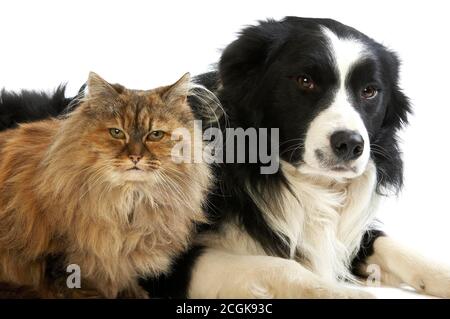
219,17,410,188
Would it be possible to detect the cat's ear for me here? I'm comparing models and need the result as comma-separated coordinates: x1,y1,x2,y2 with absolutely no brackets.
87,72,119,100
162,73,191,105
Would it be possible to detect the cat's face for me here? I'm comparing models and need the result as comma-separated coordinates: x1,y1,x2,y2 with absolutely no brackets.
76,72,197,184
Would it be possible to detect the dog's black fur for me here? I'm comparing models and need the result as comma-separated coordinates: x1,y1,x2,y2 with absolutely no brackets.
0,85,71,130
0,17,410,298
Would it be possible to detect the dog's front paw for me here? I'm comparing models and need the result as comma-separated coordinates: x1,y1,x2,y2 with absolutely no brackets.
291,282,376,299
331,286,376,299
409,263,450,298
248,278,376,299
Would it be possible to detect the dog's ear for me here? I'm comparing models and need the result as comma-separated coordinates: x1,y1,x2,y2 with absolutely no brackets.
219,20,285,95
384,87,410,128
382,51,411,129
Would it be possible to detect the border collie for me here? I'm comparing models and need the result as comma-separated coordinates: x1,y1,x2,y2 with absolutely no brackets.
150,17,450,298
1,17,450,298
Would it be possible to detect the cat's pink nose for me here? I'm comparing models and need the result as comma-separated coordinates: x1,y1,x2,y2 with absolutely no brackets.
129,155,142,164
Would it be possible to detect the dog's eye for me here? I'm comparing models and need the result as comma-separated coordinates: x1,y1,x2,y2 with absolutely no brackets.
297,75,316,91
361,86,378,99
109,128,126,139
147,130,165,141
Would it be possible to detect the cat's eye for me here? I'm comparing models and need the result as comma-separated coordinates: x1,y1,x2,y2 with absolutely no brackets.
297,74,316,91
109,128,126,139
147,130,165,141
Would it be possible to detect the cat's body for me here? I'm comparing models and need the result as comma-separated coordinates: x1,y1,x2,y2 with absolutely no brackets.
0,73,211,298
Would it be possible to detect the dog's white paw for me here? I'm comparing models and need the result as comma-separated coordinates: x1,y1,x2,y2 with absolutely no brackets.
248,278,376,299
331,286,376,299
284,282,375,299
409,264,450,298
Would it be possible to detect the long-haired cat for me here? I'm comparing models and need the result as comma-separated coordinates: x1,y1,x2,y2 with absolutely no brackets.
0,72,211,298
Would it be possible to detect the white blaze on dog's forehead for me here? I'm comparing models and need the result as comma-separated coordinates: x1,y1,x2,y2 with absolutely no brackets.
299,27,371,178
321,27,367,87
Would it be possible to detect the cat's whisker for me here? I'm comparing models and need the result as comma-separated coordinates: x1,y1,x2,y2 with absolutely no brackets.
160,165,211,191
157,170,197,211
189,84,228,132
152,171,188,209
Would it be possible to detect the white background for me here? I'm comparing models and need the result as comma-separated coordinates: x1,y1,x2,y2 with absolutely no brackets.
1,0,449,298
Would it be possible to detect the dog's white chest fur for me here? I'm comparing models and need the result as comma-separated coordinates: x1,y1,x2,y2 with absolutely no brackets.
279,161,378,280
201,160,378,282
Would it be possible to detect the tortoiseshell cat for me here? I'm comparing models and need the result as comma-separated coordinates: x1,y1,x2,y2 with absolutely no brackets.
0,72,211,298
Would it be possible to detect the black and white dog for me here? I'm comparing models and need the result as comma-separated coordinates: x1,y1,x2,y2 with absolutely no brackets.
150,17,450,299
1,17,450,298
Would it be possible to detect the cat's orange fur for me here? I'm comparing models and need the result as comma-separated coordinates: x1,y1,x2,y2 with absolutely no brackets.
0,72,210,298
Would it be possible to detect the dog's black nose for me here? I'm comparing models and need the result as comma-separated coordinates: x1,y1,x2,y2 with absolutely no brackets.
330,130,364,161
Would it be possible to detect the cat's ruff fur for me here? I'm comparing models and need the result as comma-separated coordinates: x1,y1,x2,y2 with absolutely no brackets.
0,73,211,298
